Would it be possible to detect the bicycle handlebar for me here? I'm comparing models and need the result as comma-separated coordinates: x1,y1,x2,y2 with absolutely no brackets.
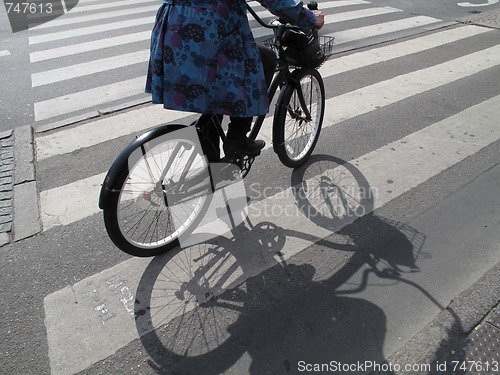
246,1,318,31
308,1,318,10
246,1,320,46
245,3,298,31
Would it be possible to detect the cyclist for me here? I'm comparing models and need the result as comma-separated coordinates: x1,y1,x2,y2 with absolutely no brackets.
146,0,324,159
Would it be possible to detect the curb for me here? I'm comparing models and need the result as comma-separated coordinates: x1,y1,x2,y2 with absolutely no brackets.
456,8,500,30
0,125,41,247
373,262,500,374
13,125,41,242
0,129,14,246
34,97,150,134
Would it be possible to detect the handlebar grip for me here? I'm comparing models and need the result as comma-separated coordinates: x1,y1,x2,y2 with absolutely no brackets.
307,1,318,10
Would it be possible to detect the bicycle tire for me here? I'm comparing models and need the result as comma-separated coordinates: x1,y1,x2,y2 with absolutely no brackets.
273,68,325,168
103,125,213,257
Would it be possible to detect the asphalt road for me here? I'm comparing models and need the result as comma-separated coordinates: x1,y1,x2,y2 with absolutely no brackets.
1,1,499,374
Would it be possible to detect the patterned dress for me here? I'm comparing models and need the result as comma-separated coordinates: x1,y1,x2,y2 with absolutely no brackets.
145,0,316,117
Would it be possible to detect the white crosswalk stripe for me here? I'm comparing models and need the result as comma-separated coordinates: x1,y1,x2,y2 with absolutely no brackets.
34,10,500,373
29,0,445,124
34,77,146,120
32,50,150,87
29,16,155,44
29,4,159,30
29,31,151,62
331,15,441,43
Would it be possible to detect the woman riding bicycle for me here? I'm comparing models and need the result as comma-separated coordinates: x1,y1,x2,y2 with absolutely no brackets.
145,0,324,160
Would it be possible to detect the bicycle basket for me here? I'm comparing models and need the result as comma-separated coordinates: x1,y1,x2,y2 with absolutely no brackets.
264,29,335,69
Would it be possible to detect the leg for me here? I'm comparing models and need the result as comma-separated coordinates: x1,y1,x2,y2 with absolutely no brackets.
225,116,264,157
227,116,252,141
223,44,275,157
197,114,223,162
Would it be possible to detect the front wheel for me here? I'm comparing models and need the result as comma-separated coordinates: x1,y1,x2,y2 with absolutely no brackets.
273,68,325,168
103,126,212,257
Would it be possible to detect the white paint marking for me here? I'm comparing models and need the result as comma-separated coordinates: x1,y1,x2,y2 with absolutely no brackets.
321,44,500,125
29,16,154,44
0,50,11,57
333,16,441,44
458,0,498,7
30,31,151,63
30,5,158,30
31,50,149,87
319,25,489,76
324,6,401,23
36,105,192,161
66,0,156,13
39,173,106,230
34,77,148,121
44,258,152,375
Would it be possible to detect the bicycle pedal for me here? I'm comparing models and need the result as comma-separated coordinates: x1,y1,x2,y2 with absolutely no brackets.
239,150,261,158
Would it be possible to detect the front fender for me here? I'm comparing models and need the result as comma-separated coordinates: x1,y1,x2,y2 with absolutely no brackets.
98,124,187,209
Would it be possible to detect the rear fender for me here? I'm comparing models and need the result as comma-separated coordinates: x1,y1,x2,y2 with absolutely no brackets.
98,124,187,209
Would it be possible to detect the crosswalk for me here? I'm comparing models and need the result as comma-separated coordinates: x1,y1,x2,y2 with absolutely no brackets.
33,3,500,374
29,0,449,124
37,23,499,230
34,2,499,231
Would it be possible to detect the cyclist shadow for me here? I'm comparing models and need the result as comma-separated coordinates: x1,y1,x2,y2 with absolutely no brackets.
134,155,427,375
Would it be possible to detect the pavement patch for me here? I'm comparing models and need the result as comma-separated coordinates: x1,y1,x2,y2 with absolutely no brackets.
457,8,500,29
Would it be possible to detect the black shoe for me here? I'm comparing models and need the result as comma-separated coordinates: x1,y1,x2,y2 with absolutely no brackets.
223,137,266,158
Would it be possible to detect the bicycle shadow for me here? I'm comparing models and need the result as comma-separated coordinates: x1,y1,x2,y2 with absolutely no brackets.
134,155,428,374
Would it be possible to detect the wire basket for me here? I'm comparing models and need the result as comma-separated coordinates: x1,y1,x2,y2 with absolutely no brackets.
318,35,336,60
262,34,335,69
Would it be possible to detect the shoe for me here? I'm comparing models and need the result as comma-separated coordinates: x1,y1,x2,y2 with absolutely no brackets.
223,137,266,158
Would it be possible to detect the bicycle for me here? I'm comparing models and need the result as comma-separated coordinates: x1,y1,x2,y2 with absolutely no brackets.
99,2,335,257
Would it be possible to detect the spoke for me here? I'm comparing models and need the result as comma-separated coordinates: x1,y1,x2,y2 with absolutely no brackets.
282,73,321,160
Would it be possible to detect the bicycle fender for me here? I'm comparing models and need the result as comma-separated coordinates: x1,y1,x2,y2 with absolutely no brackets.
272,83,291,152
98,124,187,210
273,76,305,151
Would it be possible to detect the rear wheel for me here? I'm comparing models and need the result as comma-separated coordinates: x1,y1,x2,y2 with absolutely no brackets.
274,68,325,168
103,127,212,257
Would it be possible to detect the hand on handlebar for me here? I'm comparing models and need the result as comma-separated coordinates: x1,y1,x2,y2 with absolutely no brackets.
307,1,324,29
313,10,325,29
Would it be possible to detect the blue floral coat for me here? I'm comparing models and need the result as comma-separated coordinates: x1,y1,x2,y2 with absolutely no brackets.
145,0,316,117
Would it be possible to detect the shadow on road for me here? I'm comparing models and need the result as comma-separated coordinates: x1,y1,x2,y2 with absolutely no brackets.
133,155,432,374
